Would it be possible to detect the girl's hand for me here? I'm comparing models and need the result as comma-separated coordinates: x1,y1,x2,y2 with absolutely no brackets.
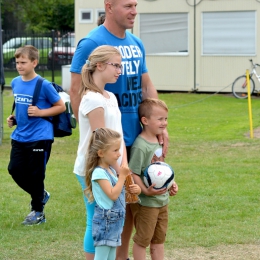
118,165,130,179
129,184,141,195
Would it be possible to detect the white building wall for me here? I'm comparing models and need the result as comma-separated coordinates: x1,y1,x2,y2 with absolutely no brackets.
75,0,104,41
75,0,260,92
195,0,259,92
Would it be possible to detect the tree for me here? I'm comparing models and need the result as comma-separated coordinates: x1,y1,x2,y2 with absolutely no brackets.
1,0,74,32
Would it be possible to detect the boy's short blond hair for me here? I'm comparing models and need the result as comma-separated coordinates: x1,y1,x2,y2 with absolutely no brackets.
138,98,168,120
14,45,39,62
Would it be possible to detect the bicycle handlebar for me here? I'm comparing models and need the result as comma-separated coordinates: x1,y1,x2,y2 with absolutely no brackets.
249,59,260,67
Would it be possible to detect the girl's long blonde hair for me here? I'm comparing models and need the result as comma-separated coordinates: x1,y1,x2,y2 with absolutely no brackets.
84,127,121,202
79,45,121,98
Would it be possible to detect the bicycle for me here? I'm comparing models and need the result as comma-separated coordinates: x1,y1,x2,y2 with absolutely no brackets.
232,59,260,99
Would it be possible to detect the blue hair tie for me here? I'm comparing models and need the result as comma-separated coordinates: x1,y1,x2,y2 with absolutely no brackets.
86,60,90,65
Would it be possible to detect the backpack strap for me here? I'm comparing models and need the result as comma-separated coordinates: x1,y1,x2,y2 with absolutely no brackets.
32,77,52,123
32,77,44,106
11,100,15,115
51,82,64,93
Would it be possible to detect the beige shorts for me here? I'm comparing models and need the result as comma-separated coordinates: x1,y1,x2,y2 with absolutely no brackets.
130,203,168,247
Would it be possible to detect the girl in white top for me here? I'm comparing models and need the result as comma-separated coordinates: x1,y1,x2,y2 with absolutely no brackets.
73,45,139,260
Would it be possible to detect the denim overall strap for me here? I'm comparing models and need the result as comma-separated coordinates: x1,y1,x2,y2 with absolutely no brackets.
102,166,125,210
92,166,126,247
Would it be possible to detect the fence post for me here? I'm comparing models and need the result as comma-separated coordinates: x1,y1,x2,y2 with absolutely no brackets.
0,16,5,145
51,29,55,82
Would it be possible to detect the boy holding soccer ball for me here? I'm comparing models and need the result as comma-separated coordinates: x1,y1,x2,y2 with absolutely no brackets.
129,98,178,260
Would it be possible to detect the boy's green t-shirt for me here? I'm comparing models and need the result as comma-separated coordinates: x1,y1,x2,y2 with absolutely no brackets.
129,135,169,207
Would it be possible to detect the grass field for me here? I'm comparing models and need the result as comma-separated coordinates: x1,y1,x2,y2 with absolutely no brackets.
0,90,260,259
4,69,62,86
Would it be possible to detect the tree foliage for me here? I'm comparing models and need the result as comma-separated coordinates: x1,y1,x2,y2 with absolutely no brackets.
1,0,74,32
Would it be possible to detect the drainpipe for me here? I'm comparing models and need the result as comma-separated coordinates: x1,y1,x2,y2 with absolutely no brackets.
194,0,197,92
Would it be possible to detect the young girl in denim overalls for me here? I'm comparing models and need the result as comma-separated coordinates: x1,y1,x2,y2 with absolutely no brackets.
84,128,130,260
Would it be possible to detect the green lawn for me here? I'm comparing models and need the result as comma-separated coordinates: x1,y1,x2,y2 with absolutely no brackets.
0,90,260,259
3,69,62,86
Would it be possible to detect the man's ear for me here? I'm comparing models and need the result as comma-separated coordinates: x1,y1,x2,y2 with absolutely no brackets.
105,0,113,14
140,116,148,126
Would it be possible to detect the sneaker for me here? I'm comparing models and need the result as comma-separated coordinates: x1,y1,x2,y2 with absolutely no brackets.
43,190,50,205
21,211,46,225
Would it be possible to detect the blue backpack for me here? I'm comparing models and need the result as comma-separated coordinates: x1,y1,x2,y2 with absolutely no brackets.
32,77,77,137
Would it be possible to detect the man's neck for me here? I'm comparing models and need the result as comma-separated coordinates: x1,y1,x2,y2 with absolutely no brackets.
103,22,126,39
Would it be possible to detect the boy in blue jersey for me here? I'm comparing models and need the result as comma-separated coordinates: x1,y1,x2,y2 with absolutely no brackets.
70,1,169,259
7,45,65,225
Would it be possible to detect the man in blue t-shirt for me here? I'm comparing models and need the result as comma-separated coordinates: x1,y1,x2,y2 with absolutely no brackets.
70,1,169,260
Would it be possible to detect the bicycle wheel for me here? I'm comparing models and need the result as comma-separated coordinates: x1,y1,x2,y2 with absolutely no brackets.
232,75,255,99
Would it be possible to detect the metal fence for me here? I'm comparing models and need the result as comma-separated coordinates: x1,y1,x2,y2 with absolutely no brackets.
2,30,75,82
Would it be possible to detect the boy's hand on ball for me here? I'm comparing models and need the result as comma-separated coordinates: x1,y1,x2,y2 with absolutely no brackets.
146,184,167,196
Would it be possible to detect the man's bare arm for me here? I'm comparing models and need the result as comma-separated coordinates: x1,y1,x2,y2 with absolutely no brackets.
70,72,82,121
141,72,169,157
141,72,158,100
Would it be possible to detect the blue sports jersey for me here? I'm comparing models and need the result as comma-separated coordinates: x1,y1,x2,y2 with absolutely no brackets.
11,75,61,142
70,25,148,146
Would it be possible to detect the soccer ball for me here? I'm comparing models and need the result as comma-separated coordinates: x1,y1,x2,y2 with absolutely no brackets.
143,162,174,190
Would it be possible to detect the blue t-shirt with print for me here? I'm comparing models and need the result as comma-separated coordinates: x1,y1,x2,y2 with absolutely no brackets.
70,25,148,146
11,75,61,142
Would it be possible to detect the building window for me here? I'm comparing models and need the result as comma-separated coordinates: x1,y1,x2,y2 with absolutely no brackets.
96,9,105,23
202,11,256,56
79,9,93,24
139,13,188,55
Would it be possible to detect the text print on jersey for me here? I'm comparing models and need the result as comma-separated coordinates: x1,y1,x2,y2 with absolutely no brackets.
116,45,142,76
14,94,33,105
